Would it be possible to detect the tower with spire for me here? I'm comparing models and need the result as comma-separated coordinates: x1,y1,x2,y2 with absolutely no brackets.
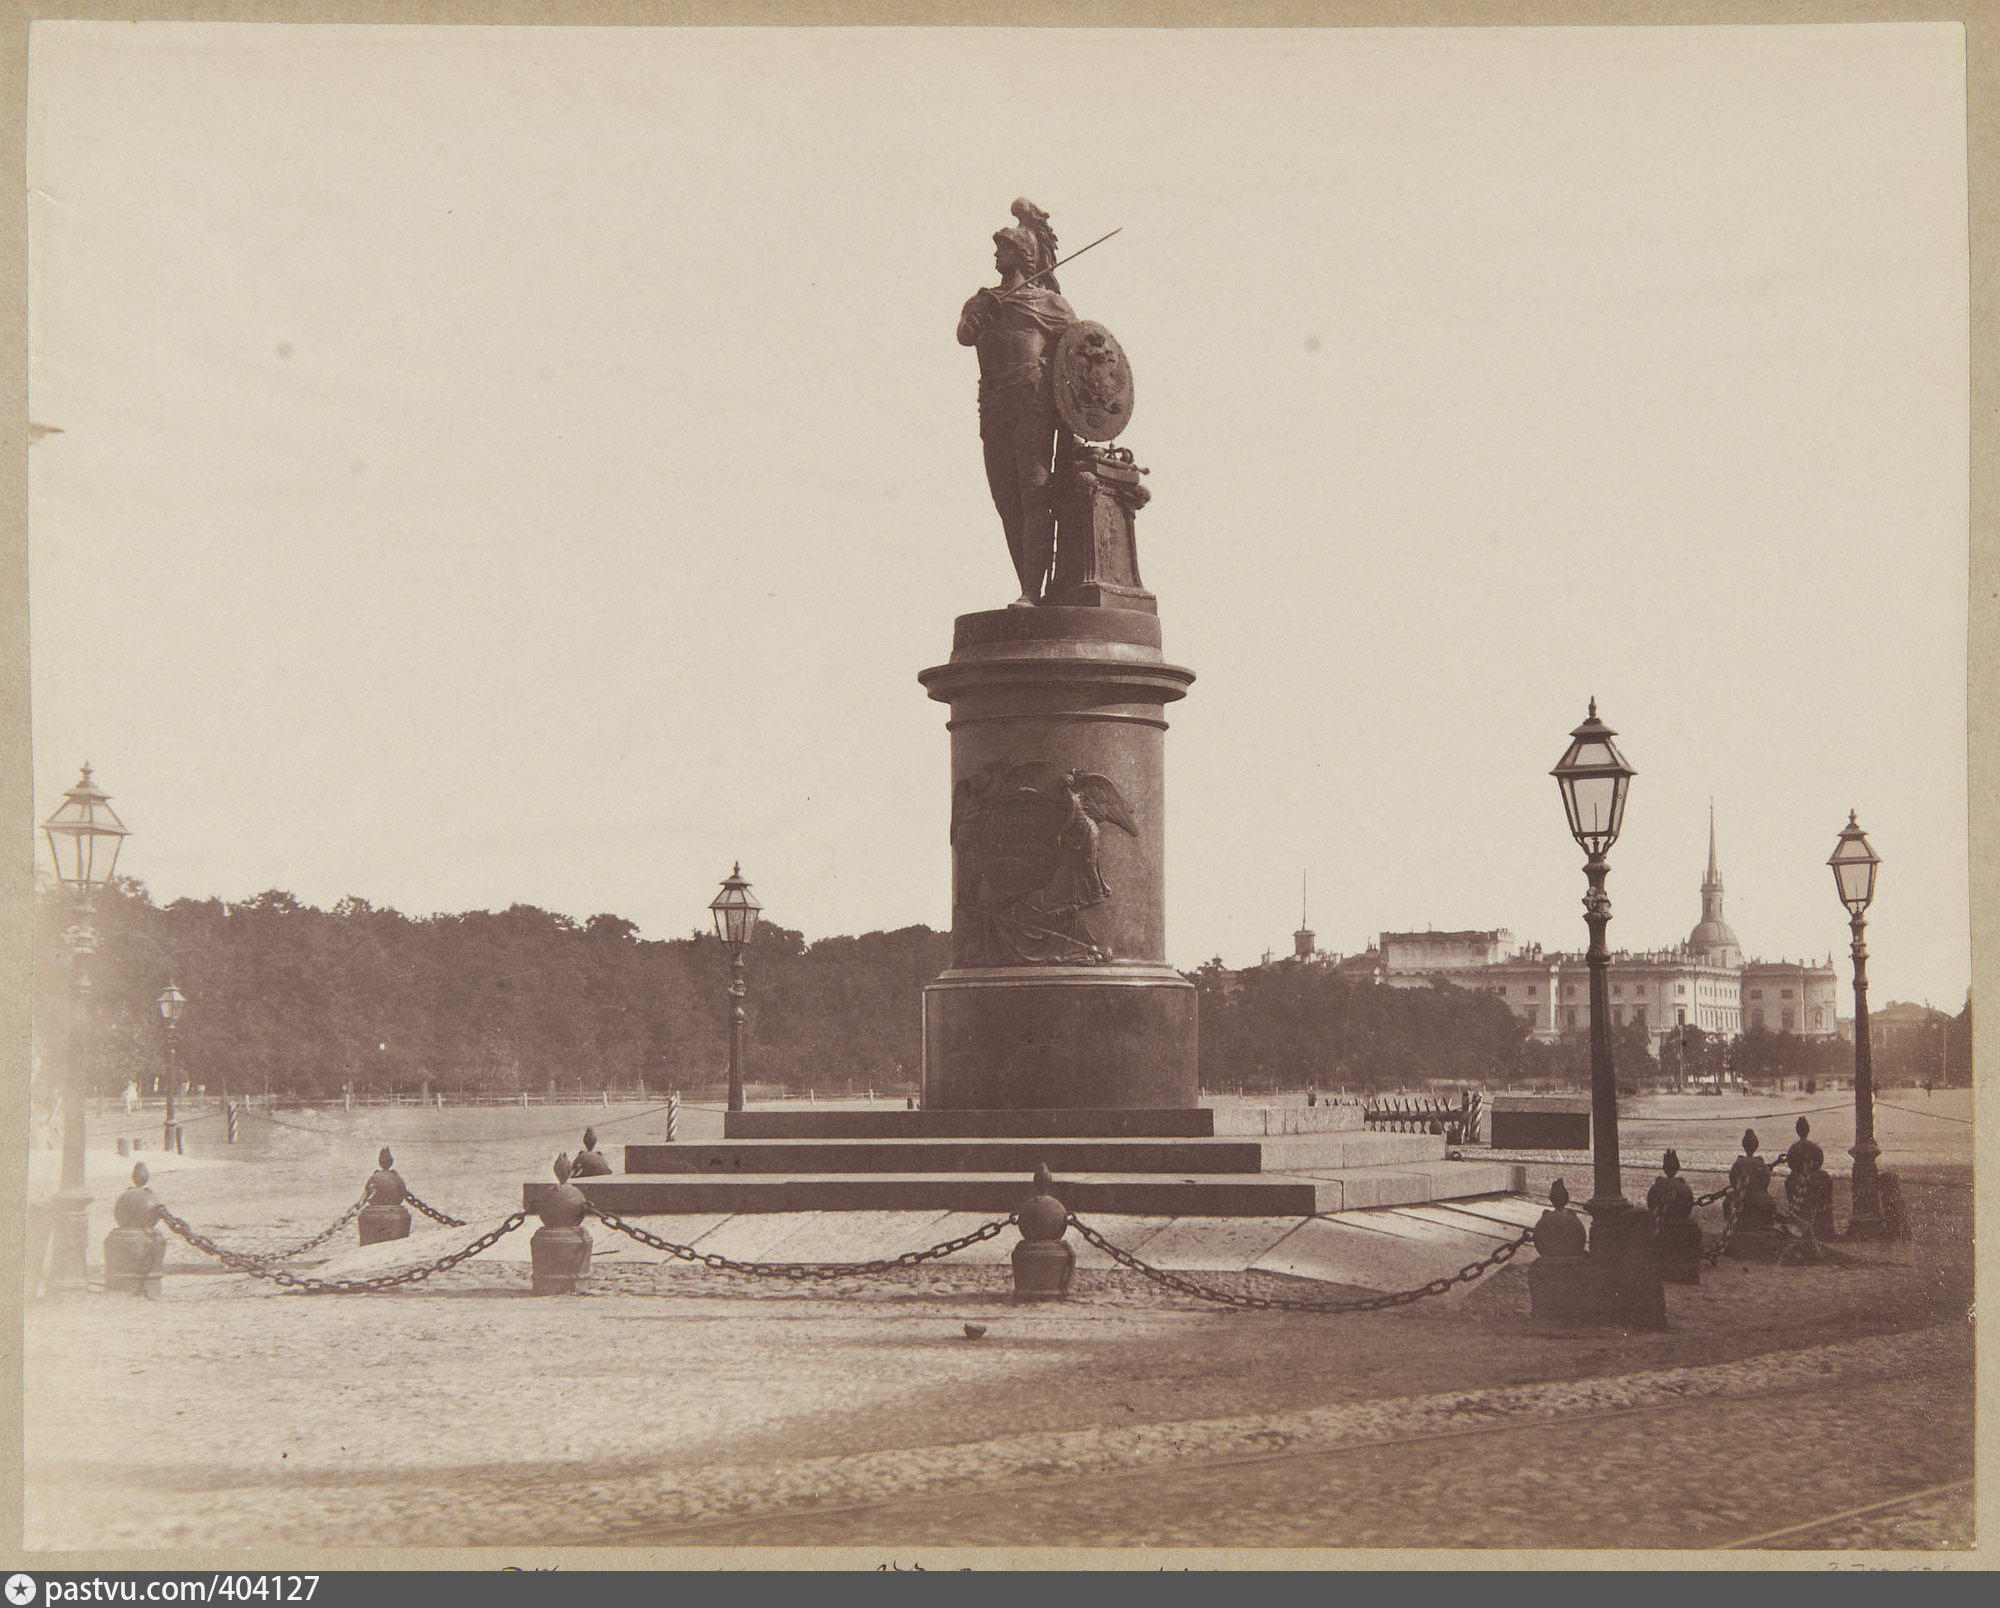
1293,870,1316,959
1686,803,1744,968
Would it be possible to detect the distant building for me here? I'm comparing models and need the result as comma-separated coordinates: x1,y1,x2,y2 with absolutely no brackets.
1380,929,1513,977
1350,812,1836,1051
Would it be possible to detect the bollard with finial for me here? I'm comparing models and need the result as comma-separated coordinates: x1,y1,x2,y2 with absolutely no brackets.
572,1125,613,1177
358,1147,413,1245
1011,1162,1076,1302
530,1153,593,1295
103,1162,168,1298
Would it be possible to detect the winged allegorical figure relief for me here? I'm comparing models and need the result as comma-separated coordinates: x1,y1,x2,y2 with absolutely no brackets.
950,759,1139,966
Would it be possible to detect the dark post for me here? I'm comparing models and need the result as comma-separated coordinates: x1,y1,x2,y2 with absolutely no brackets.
709,863,762,1116
54,936,96,1292
1845,908,1882,1233
162,1016,180,1155
41,764,130,1295
1828,812,1885,1238
1582,850,1621,1210
727,949,747,1114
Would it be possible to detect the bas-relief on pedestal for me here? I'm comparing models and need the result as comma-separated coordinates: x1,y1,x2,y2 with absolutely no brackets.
923,199,1196,1111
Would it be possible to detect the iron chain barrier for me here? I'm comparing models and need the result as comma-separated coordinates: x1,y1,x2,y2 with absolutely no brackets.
584,1203,1017,1279
1066,1213,1535,1313
236,1197,367,1265
158,1206,530,1294
404,1192,466,1227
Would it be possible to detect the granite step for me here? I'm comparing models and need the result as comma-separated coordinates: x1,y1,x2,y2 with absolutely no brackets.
721,1108,1216,1140
528,1160,1525,1218
620,1130,1443,1177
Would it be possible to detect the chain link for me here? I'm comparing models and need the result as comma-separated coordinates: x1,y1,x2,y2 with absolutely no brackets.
1066,1214,1535,1312
233,1197,367,1265
158,1206,529,1293
585,1204,1017,1279
404,1192,466,1228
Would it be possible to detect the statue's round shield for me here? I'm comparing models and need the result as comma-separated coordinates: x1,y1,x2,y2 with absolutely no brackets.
1053,321,1135,441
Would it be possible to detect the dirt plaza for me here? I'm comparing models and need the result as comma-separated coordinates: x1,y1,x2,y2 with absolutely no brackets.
21,1091,1978,1559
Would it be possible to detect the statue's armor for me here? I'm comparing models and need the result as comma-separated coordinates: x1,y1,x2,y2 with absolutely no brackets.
962,286,1075,429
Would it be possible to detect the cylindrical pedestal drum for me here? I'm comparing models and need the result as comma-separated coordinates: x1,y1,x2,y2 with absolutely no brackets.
919,606,1196,1110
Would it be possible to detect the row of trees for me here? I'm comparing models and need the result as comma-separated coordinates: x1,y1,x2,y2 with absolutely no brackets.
32,881,949,1102
34,881,1966,1102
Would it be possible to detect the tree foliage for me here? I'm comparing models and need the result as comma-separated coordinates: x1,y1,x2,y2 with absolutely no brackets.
1191,962,1533,1091
32,880,948,1099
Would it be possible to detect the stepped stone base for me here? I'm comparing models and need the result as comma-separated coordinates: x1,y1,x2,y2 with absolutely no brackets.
529,1160,1525,1218
530,1104,1517,1220
625,1130,1440,1178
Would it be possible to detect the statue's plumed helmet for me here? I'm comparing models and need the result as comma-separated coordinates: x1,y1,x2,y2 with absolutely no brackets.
993,224,1040,269
995,198,1060,290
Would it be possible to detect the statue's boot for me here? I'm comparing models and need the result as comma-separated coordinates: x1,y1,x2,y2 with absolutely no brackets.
1016,502,1057,606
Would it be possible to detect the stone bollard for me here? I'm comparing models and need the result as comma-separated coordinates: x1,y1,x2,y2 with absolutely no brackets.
358,1147,413,1245
1722,1130,1790,1263
531,1153,593,1295
571,1126,613,1177
103,1163,168,1298
1011,1163,1075,1302
1646,1150,1702,1285
1526,1178,1595,1318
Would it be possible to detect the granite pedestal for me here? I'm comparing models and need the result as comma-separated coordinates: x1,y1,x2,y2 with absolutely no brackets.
918,606,1195,1110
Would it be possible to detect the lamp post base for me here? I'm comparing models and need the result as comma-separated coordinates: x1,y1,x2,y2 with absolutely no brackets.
49,1188,93,1294
1843,1141,1897,1240
1586,1198,1666,1329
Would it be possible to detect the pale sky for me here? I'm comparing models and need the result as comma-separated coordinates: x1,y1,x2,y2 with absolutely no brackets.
27,22,1972,1007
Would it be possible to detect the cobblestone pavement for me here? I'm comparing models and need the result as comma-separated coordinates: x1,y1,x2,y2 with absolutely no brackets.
25,1288,1972,1553
1732,1482,1975,1551
652,1360,1971,1550
25,1109,1976,1560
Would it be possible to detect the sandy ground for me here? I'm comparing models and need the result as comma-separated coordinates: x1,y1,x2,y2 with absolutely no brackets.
19,1090,1979,1561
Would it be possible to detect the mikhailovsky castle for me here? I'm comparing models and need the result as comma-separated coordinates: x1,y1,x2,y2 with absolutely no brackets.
1299,814,1839,1051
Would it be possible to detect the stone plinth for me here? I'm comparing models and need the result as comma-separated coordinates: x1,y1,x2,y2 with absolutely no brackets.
918,606,1195,1110
1490,1095,1591,1150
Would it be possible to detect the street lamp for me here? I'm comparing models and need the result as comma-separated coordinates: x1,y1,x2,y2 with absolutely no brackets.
40,763,130,1293
709,864,762,1113
1550,699,1637,1217
157,983,187,1154
1829,811,1886,1236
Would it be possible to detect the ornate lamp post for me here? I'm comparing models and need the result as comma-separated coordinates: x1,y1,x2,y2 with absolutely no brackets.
40,764,130,1293
1828,812,1885,1236
157,983,187,1154
709,864,762,1113
1550,700,1637,1217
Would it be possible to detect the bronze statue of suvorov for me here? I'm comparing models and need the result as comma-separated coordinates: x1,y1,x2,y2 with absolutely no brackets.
958,199,1077,607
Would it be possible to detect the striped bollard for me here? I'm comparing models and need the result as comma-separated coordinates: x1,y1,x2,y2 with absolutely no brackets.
226,1102,240,1144
666,1092,679,1142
